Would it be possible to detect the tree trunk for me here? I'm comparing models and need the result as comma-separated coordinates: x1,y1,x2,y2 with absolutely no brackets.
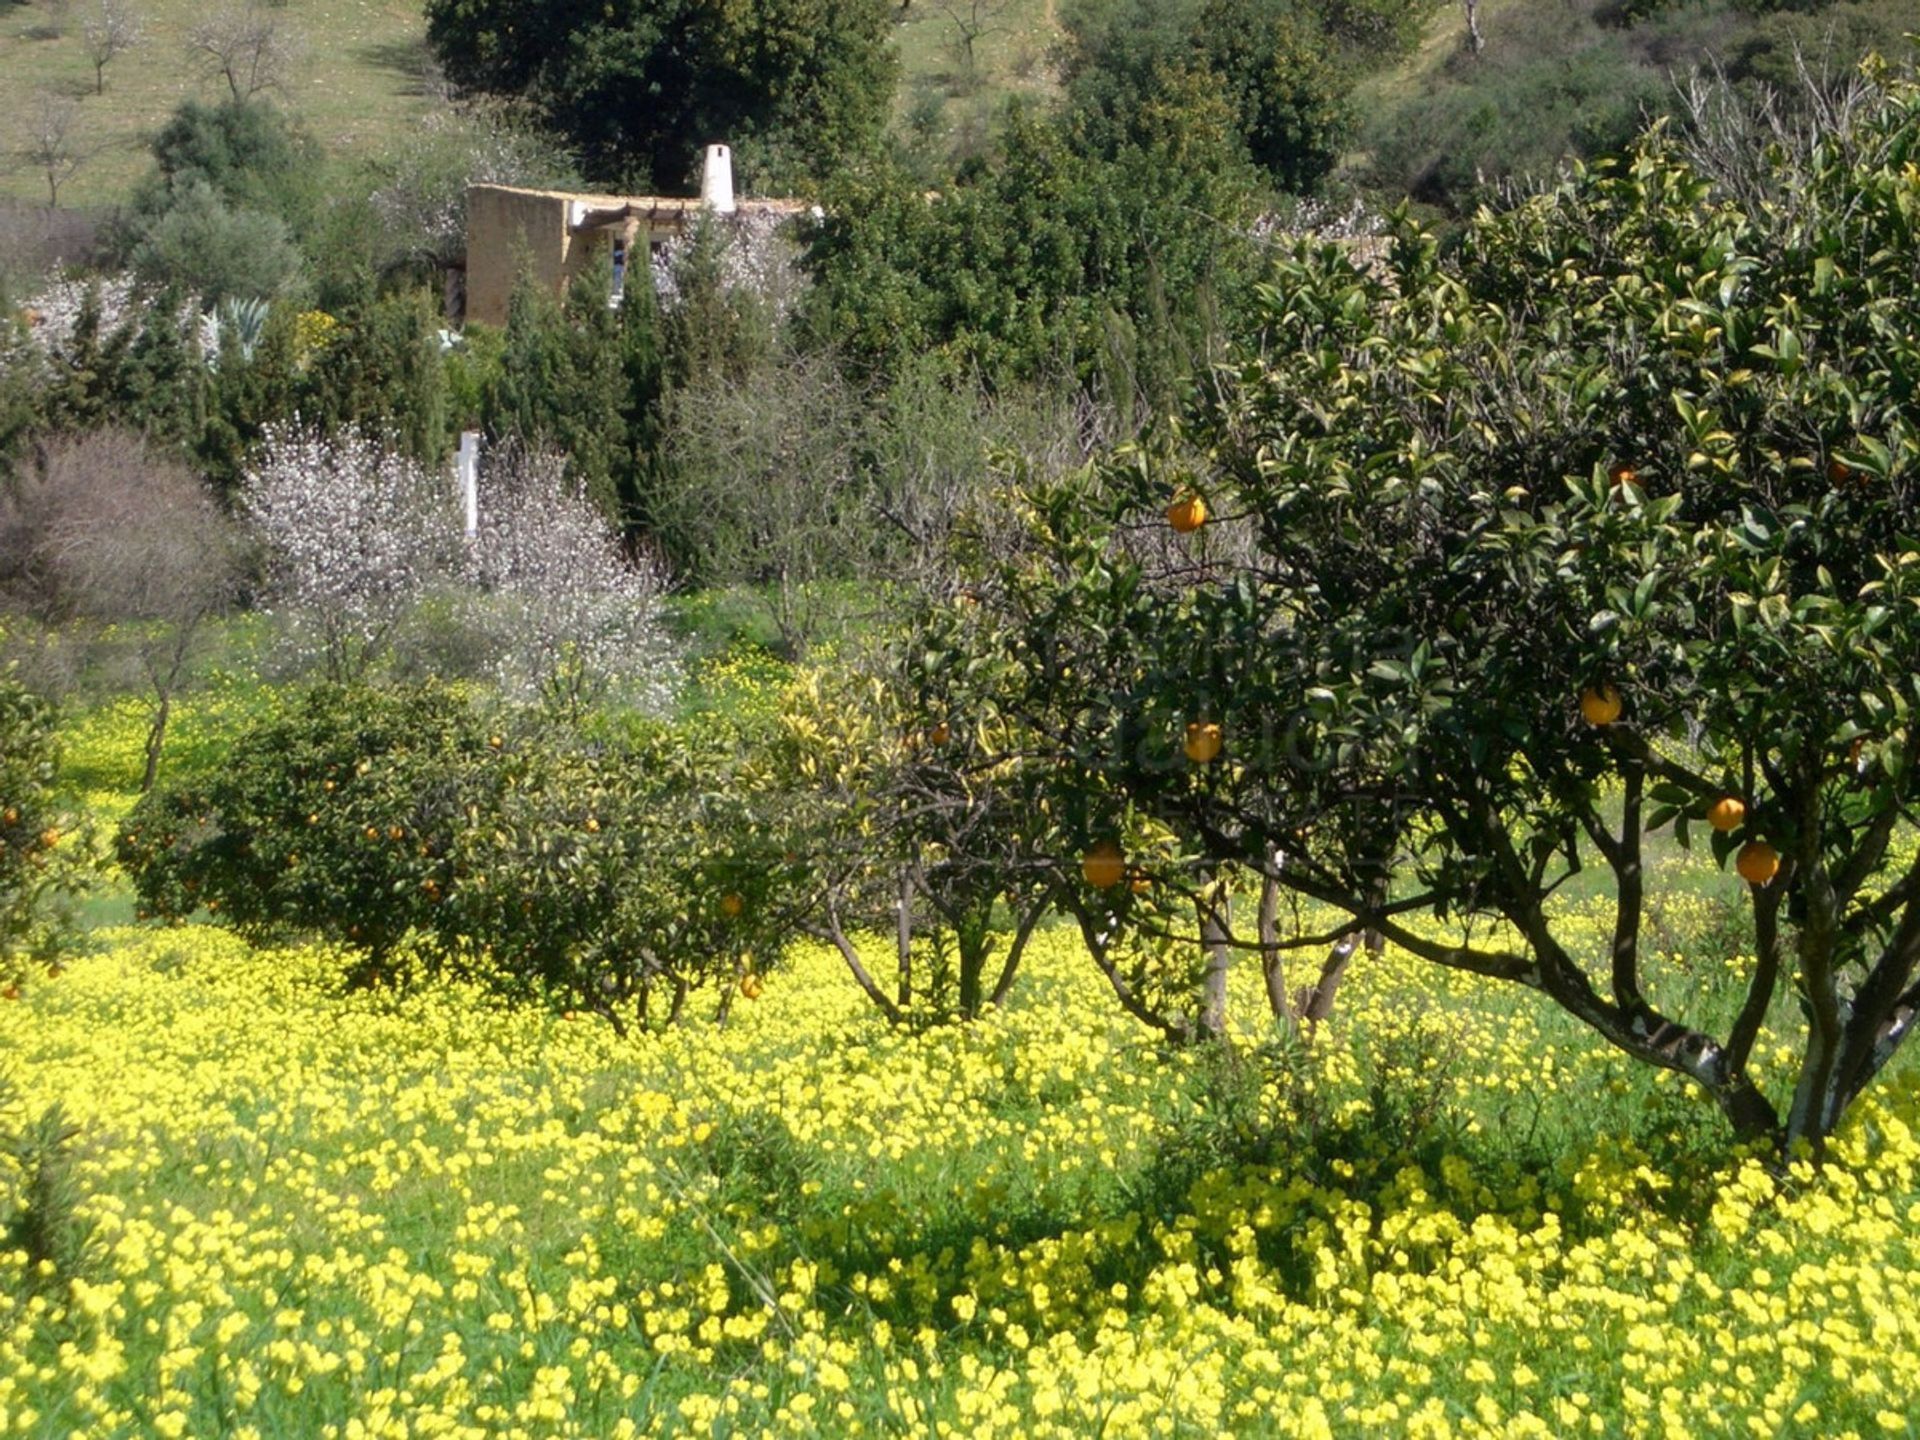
896,869,914,1008
1296,936,1357,1026
987,903,1044,1008
1258,871,1290,1025
1064,895,1196,1044
812,913,905,1024
1197,889,1231,1042
141,692,171,795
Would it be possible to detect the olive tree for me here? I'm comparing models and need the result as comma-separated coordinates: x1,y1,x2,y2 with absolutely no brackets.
954,64,1920,1153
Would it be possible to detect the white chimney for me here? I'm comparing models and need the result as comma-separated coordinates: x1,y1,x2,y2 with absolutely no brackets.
700,144,736,214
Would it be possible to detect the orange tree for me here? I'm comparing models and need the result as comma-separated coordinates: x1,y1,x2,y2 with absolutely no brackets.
953,68,1920,1152
766,655,1057,1024
118,682,809,1023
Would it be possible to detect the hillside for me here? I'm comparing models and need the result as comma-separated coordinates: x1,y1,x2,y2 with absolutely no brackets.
1346,0,1918,210
0,0,439,208
0,0,1074,212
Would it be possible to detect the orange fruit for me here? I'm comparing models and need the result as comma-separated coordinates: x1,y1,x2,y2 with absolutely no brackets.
1184,721,1223,764
721,893,744,918
489,734,504,749
1579,686,1622,726
928,722,951,746
365,825,380,841
1608,462,1638,489
1081,841,1126,890
37,827,59,850
1129,872,1152,895
2,807,17,825
740,974,764,1000
1166,495,1208,534
585,816,600,833
2,985,18,1001
1736,841,1780,886
1706,796,1746,832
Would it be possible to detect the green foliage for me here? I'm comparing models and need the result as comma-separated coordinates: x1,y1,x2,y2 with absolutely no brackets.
297,288,451,467
0,671,84,987
117,682,815,1017
129,184,306,307
1060,0,1363,193
483,269,664,527
941,68,1920,1149
423,0,898,190
0,1091,92,1293
800,97,1264,397
1361,0,1917,213
117,682,487,974
125,100,324,239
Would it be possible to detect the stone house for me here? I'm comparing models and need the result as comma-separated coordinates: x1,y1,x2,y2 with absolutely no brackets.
462,145,806,326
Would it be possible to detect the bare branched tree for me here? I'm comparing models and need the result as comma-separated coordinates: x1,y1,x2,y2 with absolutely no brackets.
81,0,143,95
185,4,303,103
17,93,91,210
935,0,1013,91
0,429,242,790
1674,53,1878,221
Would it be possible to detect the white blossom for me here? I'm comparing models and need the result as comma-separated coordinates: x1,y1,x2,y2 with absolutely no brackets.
466,448,675,714
242,424,464,680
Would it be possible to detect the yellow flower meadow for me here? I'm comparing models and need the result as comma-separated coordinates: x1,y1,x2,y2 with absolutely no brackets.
1,899,1918,1438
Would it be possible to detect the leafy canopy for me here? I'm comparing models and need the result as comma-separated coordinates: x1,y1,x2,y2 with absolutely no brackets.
946,64,1920,1152
423,0,897,191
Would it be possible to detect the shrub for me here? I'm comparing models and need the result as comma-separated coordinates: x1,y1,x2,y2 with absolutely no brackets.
129,182,306,306
0,671,84,988
116,682,487,979
119,682,809,1016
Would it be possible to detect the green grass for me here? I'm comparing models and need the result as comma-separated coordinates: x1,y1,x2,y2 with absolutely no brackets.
0,0,438,208
0,0,1075,214
888,0,1066,166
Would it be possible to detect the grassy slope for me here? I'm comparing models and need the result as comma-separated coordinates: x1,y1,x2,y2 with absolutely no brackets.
888,0,1065,156
1343,0,1918,202
0,0,1074,211
0,0,438,208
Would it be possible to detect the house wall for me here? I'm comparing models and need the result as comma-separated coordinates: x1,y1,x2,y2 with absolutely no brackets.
465,187,572,328
464,183,809,326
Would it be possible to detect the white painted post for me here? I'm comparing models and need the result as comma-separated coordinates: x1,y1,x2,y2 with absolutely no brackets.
701,144,736,214
456,430,481,541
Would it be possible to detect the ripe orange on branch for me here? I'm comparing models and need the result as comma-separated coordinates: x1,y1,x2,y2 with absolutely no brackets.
1184,722,1223,764
1579,685,1622,726
1707,796,1746,832
1081,841,1126,890
1166,495,1207,534
720,893,744,918
740,973,763,1000
1736,841,1780,886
